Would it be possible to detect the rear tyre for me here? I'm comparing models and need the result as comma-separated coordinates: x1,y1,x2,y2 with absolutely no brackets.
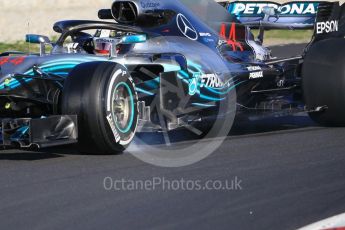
303,38,345,126
61,62,138,154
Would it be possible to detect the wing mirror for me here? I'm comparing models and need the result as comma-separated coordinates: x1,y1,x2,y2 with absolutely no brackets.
26,34,51,56
26,34,50,44
120,34,147,44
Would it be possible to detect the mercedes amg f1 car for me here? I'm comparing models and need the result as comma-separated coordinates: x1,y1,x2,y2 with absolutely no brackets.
0,0,344,154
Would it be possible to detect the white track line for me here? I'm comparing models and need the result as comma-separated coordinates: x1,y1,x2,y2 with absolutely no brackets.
298,213,345,230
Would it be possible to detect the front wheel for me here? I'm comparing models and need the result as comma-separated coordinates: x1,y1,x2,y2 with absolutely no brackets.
61,62,138,154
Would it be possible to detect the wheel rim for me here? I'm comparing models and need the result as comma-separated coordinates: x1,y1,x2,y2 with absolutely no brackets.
111,82,135,134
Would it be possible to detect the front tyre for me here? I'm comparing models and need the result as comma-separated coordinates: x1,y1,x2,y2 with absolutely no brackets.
61,62,138,154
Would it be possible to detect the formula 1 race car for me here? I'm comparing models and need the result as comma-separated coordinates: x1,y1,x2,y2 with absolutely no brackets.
0,0,344,154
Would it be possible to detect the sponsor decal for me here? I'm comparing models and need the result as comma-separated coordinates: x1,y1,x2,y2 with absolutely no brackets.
247,66,264,79
219,23,244,52
140,0,160,9
188,72,233,94
188,73,200,96
201,73,232,88
176,13,198,41
277,79,285,87
94,38,115,43
316,20,339,34
229,2,318,16
249,72,264,79
247,66,262,71
188,80,198,95
202,37,215,43
201,73,225,88
107,113,121,142
199,32,212,37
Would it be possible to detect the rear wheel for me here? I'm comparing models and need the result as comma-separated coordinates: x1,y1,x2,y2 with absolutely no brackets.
61,62,138,154
303,38,345,126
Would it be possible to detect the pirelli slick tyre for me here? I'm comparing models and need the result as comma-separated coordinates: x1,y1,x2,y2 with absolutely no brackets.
303,38,345,126
61,62,138,154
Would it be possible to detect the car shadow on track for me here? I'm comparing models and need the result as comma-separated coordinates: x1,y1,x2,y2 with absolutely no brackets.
0,151,64,161
134,114,317,146
231,114,316,135
0,115,317,160
0,145,80,161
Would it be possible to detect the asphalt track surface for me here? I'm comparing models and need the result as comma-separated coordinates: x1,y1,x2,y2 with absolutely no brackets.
1,44,345,230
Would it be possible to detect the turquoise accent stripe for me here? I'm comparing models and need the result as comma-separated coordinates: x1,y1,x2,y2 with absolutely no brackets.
200,94,225,101
144,79,159,89
115,82,135,134
41,64,77,72
177,75,189,84
136,87,155,96
179,70,189,78
0,62,79,89
39,62,81,68
187,61,203,70
192,103,216,107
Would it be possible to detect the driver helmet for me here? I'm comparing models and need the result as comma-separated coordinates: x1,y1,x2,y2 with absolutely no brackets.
93,30,120,56
93,37,119,56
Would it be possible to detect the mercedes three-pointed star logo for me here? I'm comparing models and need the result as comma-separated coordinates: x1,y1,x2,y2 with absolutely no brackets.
176,13,198,41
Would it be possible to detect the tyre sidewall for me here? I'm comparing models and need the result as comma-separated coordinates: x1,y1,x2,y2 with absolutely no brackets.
64,62,138,153
103,66,138,146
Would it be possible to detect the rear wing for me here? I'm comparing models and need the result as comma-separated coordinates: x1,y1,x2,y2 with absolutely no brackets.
219,1,321,29
313,1,343,40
